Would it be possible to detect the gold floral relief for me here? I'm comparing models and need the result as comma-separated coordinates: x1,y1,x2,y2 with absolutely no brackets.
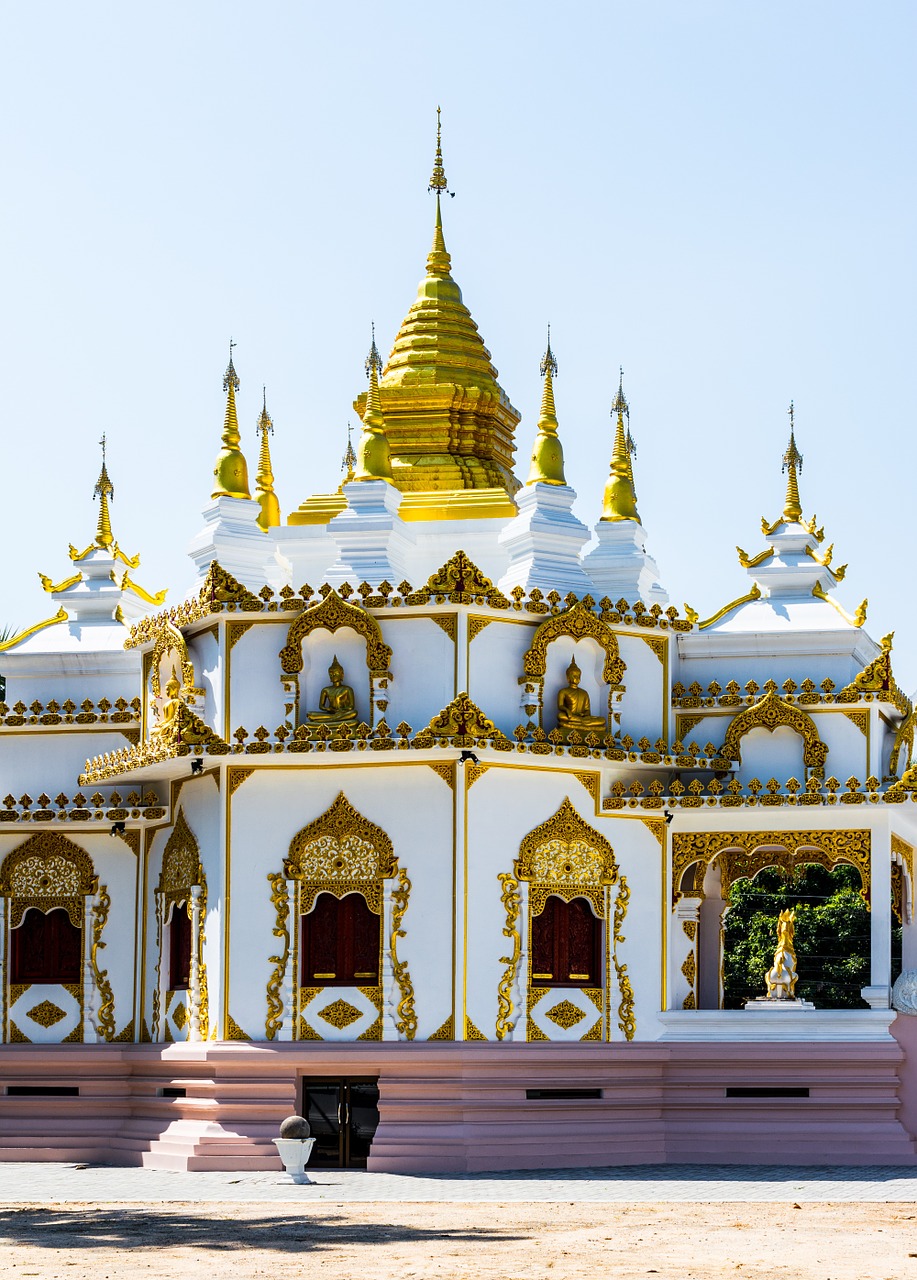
0,832,96,928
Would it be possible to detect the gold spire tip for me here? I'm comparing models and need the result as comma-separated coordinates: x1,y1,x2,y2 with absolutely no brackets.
224,338,240,393
93,433,115,549
781,400,803,522
540,325,558,380
342,423,357,477
612,366,629,419
257,386,273,435
428,105,454,198
365,323,383,379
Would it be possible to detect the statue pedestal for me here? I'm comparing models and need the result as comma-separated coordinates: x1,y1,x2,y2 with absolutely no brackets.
744,997,816,1012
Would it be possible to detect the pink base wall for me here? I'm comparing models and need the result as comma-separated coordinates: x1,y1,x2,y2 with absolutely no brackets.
0,1033,914,1172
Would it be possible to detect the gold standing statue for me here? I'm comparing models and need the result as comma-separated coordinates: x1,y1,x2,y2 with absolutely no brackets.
307,656,358,727
765,908,799,1000
556,657,606,738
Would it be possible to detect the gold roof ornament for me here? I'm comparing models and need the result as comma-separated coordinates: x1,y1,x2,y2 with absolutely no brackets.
254,388,280,530
212,340,252,501
526,328,566,486
353,326,393,482
781,401,803,523
93,434,115,549
341,424,357,484
601,368,641,523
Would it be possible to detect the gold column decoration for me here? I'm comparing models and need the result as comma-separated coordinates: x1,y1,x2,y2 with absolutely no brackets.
495,873,522,1040
781,403,803,523
613,875,635,1040
90,886,116,1042
254,388,281,530
93,434,115,549
390,868,416,1040
601,368,640,523
265,873,290,1041
526,329,566,485
353,328,393,482
212,340,251,501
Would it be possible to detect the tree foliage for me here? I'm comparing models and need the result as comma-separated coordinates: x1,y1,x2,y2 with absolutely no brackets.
722,863,901,1009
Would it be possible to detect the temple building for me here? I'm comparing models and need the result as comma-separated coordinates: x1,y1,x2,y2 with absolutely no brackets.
1,116,916,1172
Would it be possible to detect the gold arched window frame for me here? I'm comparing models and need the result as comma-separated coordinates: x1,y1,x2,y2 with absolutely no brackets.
721,691,828,774
0,832,97,928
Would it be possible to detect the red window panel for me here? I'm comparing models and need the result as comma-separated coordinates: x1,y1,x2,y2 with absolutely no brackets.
10,906,83,985
301,892,380,986
531,895,602,988
169,900,192,991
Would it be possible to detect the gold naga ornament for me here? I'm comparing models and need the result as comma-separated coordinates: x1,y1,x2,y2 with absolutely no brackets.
765,908,799,1000
601,369,640,522
526,329,566,486
212,341,252,501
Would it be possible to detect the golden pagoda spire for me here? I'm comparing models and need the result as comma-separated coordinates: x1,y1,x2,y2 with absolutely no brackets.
781,401,803,522
254,387,280,530
527,327,566,485
353,326,393,481
426,104,455,274
93,433,115,549
341,423,357,484
601,367,641,523
212,340,251,500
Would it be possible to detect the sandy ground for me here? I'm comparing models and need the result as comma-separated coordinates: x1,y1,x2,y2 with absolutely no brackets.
0,1201,916,1280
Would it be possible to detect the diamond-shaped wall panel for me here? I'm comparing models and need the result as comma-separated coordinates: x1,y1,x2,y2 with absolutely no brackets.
301,986,380,1041
529,986,603,1042
8,984,81,1044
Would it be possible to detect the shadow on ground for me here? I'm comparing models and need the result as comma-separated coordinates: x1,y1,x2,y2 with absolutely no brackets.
0,1207,526,1253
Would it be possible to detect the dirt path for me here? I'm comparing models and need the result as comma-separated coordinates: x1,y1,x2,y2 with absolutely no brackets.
1,1201,916,1279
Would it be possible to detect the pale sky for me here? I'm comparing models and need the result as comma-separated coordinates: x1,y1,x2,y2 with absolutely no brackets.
1,3,914,682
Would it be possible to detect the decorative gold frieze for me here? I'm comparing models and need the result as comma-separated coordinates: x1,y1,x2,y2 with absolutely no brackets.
638,634,667,664
428,1015,454,1041
468,616,494,642
429,614,458,642
226,1014,250,1041
426,761,455,790
523,600,625,688
464,1017,487,1041
227,621,255,651
841,709,869,737
466,762,490,788
414,693,511,748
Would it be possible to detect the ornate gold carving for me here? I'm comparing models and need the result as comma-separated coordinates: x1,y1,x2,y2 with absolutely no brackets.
227,621,255,651
25,999,67,1028
391,868,416,1040
672,829,871,905
676,714,707,743
9,1020,30,1042
722,691,828,772
813,581,867,628
430,614,457,642
841,709,869,736
356,1014,382,1040
201,562,263,611
91,886,116,1041
572,772,600,804
285,792,396,915
265,873,290,1041
683,991,697,1009
426,761,455,790
613,875,635,1040
171,1001,188,1031
639,634,667,663
838,632,894,698
545,999,586,1029
681,950,697,986
279,590,392,676
158,809,208,1038
428,1015,454,1040
226,1014,250,1041
516,798,617,918
112,1019,135,1043
640,819,666,848
0,608,67,655
468,616,494,642
495,873,521,1041
228,767,256,796
464,1017,487,1041
682,920,698,941
317,998,363,1029
0,831,96,928
466,762,490,788
523,600,625,687
414,692,511,748
424,552,511,609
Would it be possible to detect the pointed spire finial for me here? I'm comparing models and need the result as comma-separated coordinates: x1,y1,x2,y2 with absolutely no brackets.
93,433,115,548
253,388,280,529
426,107,454,274
353,326,393,481
341,423,357,482
781,400,804,522
428,106,453,198
212,339,251,500
527,326,566,485
601,366,641,523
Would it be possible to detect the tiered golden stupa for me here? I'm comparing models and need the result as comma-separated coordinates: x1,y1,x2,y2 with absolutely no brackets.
290,109,520,525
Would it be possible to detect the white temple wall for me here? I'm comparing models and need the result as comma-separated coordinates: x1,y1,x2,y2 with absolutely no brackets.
189,631,222,736
466,618,535,734
381,617,455,731
0,731,132,798
617,634,666,746
735,726,806,784
228,623,289,737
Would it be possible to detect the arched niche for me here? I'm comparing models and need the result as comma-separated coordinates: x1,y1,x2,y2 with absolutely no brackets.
284,792,397,914
722,691,828,779
737,724,806,784
520,601,625,733
146,620,204,736
279,591,392,730
154,809,207,1042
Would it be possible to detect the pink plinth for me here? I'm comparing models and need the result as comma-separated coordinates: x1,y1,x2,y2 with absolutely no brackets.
0,1033,914,1172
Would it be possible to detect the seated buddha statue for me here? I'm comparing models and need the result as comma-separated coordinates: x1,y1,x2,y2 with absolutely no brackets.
557,658,606,737
153,674,184,737
307,656,358,727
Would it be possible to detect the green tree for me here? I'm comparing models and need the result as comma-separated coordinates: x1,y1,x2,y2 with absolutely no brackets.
722,863,901,1009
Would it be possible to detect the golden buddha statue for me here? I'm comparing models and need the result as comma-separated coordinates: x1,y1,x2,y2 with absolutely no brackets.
307,656,358,727
153,674,184,738
556,658,606,736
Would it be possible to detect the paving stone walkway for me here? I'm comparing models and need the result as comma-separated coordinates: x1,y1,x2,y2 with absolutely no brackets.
0,1162,915,1202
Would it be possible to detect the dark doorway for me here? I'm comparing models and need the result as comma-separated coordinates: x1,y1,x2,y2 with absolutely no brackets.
301,1078,380,1168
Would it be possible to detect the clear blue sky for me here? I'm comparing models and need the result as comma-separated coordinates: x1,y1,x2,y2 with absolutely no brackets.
2,3,914,682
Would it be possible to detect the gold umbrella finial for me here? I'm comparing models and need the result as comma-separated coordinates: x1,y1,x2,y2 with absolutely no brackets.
781,400,804,523
93,432,115,548
601,366,641,523
353,325,393,482
527,326,566,485
254,386,280,529
212,338,251,500
341,423,357,482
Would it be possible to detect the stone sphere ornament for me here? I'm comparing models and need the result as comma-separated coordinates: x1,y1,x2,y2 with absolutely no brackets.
892,971,917,1016
279,1114,311,1139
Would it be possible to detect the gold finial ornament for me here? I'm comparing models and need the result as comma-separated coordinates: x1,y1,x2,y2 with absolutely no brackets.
527,327,567,486
781,401,804,523
212,340,252,501
341,424,357,483
353,326,393,482
601,367,641,524
93,434,115,549
254,388,281,530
